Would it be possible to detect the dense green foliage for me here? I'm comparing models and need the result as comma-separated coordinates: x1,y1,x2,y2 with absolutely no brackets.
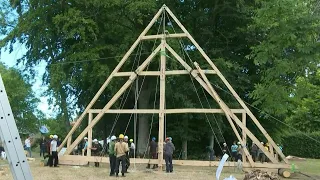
286,70,320,132
0,63,39,133
0,0,320,156
282,132,320,159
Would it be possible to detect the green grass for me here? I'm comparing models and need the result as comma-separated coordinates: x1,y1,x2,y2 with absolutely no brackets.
291,159,320,175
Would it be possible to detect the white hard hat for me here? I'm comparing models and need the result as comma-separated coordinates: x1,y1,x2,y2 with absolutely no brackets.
53,135,58,139
223,143,227,146
261,142,264,145
124,136,128,139
84,137,88,140
93,139,98,142
111,136,117,140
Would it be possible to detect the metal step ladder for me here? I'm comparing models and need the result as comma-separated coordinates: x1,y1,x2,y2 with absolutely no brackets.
0,75,33,180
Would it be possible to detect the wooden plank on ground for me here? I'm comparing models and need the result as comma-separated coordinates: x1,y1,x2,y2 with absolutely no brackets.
59,155,290,169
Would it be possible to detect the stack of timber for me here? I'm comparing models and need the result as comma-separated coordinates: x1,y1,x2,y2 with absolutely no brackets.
244,169,280,180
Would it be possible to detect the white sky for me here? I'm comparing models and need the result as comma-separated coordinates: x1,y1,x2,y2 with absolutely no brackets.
0,43,54,118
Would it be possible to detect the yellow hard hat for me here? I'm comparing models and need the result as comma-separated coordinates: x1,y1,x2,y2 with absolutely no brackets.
129,139,133,142
119,134,124,139
49,135,54,138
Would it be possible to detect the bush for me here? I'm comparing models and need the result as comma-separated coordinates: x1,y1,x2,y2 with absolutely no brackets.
282,132,320,159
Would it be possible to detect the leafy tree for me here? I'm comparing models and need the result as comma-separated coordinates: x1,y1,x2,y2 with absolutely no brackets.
248,0,320,116
286,70,320,132
0,63,39,133
2,0,319,158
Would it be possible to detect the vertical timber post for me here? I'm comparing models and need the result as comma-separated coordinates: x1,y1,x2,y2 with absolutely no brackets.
242,113,247,163
87,113,93,157
158,7,166,170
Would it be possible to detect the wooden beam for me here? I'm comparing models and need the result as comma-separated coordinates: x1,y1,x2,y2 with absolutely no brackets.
65,74,137,155
242,113,247,163
58,7,164,152
165,6,286,164
114,70,216,77
195,63,255,167
58,155,290,169
165,44,215,97
141,33,187,40
113,72,134,77
87,108,246,114
64,43,162,155
158,38,166,169
87,113,92,157
195,62,277,165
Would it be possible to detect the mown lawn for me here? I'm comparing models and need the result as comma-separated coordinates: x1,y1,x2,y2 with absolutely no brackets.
291,158,320,176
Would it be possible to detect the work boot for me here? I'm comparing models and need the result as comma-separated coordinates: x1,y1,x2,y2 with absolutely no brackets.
122,173,125,177
116,173,119,177
146,164,150,169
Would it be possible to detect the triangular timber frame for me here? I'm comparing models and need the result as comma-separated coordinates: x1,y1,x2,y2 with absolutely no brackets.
58,5,290,169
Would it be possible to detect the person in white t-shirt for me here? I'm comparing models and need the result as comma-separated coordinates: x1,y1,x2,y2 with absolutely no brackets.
49,135,59,167
129,139,135,158
24,136,32,157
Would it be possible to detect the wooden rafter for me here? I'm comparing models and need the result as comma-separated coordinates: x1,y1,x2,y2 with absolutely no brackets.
165,5,287,164
113,70,216,77
87,109,246,114
58,7,164,152
60,4,289,169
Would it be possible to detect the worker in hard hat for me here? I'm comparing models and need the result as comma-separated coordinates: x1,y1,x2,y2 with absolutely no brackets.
91,139,102,167
129,139,135,158
82,137,88,156
222,143,228,155
230,141,238,161
164,137,175,173
49,135,59,167
147,137,158,169
236,142,243,161
109,135,117,176
123,136,130,172
114,134,129,177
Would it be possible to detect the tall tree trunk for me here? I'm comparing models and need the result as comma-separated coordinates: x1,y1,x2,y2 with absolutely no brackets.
210,134,214,149
137,80,153,155
182,118,188,160
182,139,187,160
60,88,70,132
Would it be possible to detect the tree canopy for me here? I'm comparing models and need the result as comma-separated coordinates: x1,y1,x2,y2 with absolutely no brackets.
0,63,40,133
1,0,320,157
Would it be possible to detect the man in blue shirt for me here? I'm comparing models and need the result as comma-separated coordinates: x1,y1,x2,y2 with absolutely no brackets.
231,141,238,161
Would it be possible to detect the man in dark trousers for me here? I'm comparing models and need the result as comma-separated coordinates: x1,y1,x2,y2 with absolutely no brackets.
49,135,59,167
123,136,130,172
39,136,47,158
91,139,102,167
45,135,53,166
114,134,129,177
251,142,258,162
146,137,158,169
164,137,175,173
108,135,117,176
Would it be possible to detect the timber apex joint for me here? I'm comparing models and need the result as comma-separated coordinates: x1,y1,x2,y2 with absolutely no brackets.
162,4,167,8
